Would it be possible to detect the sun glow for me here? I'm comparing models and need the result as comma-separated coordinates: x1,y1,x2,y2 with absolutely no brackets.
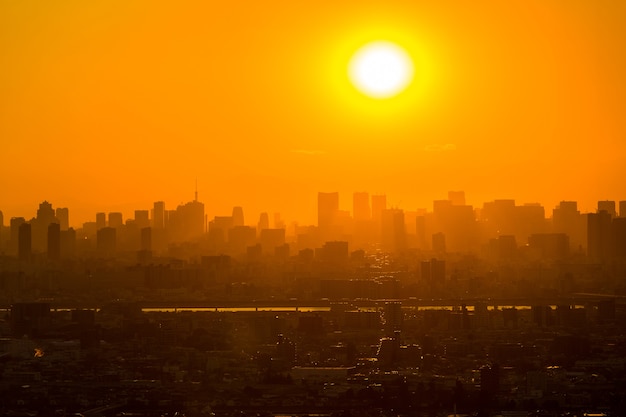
348,41,414,99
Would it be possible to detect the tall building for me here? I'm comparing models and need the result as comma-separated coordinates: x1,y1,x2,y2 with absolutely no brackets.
232,207,244,227
381,208,406,253
153,201,165,229
32,201,57,253
60,228,76,259
619,201,626,218
588,211,612,262
552,201,585,251
96,212,106,230
10,217,26,255
598,200,616,217
97,227,116,257
448,191,466,206
353,192,371,221
108,212,123,229
318,192,339,235
134,210,150,229
47,223,61,261
55,208,69,231
18,222,32,263
168,199,205,242
258,212,269,232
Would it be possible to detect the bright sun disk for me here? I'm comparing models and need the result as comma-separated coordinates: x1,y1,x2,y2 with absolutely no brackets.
348,41,414,99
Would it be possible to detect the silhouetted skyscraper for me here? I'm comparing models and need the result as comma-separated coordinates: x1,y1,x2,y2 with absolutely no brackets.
97,227,116,257
47,222,61,261
10,217,25,255
598,200,616,217
60,228,76,259
168,199,205,242
32,201,57,253
153,201,165,229
108,212,123,229
448,190,466,206
317,192,339,240
18,222,32,263
588,211,612,262
258,212,269,232
96,212,106,230
617,201,626,218
232,206,244,227
553,201,585,251
55,207,69,231
381,208,406,252
134,210,150,229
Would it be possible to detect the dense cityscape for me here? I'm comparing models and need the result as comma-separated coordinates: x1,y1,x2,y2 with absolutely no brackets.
0,191,625,417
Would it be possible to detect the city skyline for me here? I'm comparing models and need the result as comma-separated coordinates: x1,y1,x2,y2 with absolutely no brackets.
2,190,626,231
2,1,626,226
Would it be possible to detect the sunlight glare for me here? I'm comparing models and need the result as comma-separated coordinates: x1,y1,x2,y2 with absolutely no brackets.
348,41,414,99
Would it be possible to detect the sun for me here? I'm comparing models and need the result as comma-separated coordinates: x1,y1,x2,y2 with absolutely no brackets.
348,41,414,99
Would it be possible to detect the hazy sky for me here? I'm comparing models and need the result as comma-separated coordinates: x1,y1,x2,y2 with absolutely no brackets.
1,1,625,226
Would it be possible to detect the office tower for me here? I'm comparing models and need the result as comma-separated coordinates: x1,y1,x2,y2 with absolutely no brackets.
168,199,205,242
381,208,406,252
371,194,387,223
10,217,26,255
153,201,165,229
208,216,234,247
619,201,626,218
55,208,69,231
60,228,76,259
587,211,612,262
97,227,116,257
448,190,466,206
433,199,476,253
318,192,339,236
597,200,616,217
258,212,269,232
96,212,106,230
47,223,61,261
553,201,585,251
108,212,123,229
353,192,371,221
274,213,285,229
0,210,3,249
134,210,150,229
232,206,244,227
18,222,32,263
32,201,57,253
421,258,446,283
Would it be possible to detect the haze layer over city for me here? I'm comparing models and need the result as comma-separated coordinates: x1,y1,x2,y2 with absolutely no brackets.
2,1,626,416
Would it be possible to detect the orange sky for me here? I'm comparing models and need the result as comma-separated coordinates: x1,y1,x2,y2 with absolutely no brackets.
1,0,625,226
